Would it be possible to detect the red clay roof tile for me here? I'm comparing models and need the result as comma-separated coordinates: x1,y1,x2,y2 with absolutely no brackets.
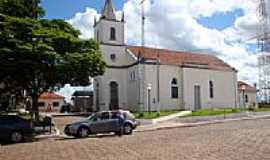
39,92,64,99
128,46,235,72
237,81,257,92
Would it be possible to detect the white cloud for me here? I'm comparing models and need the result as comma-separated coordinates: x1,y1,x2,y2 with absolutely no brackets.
67,8,99,39
67,0,261,84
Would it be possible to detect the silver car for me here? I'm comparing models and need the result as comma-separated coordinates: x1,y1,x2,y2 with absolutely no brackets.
64,110,138,138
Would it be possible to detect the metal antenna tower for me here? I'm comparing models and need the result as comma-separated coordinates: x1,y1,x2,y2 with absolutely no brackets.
258,0,270,102
258,0,270,52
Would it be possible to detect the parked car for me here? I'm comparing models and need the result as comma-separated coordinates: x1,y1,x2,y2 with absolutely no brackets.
0,115,35,143
64,110,138,138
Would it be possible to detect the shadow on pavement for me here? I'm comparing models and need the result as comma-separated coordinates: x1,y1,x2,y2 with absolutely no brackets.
0,137,37,146
55,133,122,141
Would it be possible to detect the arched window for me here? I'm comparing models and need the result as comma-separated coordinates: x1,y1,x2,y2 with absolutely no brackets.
209,81,214,98
110,27,116,40
171,78,178,99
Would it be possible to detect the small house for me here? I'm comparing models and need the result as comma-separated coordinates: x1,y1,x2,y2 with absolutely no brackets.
72,91,94,112
38,92,65,112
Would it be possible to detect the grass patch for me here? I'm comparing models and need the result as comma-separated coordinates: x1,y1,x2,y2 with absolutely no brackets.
188,107,270,117
134,110,180,119
255,107,270,112
190,108,248,117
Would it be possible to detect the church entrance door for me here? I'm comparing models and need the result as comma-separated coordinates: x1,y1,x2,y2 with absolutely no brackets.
194,85,201,110
110,81,119,110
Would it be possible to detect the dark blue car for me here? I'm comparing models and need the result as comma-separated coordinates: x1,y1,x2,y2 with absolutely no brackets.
0,115,35,143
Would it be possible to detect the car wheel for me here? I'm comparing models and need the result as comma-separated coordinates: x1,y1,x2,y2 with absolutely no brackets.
11,131,23,143
77,127,89,138
123,124,133,135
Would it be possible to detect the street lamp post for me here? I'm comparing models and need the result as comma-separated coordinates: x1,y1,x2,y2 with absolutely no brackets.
147,83,152,114
241,85,246,108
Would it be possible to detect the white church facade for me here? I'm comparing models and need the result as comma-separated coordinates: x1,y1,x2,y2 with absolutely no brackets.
93,0,238,112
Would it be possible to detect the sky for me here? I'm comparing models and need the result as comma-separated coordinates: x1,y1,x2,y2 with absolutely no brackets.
41,0,263,88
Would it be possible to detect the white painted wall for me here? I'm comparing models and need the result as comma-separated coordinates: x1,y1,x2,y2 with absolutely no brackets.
127,65,140,111
95,68,128,111
38,98,64,112
95,20,124,45
143,64,184,111
183,68,238,110
100,45,129,66
238,91,257,107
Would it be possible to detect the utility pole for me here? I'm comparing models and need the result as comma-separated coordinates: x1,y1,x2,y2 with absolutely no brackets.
156,47,160,116
138,0,146,116
141,0,145,48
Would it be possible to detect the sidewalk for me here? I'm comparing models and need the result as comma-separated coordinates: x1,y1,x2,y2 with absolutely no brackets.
135,112,270,132
40,112,92,117
138,111,191,125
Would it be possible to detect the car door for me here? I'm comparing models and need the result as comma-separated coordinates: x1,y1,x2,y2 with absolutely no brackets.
98,112,113,133
0,117,6,138
0,116,12,139
89,112,110,133
109,112,121,132
89,116,103,134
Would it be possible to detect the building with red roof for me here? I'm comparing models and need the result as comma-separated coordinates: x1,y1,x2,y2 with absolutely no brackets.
38,92,65,112
92,0,239,112
237,81,257,107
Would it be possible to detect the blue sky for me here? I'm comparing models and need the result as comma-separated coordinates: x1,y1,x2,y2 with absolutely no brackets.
42,0,244,32
41,0,124,19
197,9,244,30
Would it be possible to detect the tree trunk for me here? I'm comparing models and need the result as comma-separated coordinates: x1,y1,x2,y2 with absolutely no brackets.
31,94,39,122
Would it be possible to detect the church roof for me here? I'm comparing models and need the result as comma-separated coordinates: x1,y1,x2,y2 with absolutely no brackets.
128,46,236,72
101,0,116,20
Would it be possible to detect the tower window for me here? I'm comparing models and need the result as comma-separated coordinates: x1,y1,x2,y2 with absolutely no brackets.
110,27,116,40
171,78,178,99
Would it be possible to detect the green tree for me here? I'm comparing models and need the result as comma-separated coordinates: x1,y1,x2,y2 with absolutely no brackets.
0,1,106,119
0,0,44,18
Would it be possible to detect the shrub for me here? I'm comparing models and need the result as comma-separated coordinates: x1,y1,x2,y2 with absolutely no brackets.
258,103,270,109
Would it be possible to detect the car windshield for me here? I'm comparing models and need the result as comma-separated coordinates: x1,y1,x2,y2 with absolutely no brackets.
87,115,98,122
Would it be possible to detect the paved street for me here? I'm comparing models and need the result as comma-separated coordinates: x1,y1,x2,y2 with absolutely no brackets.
1,118,270,160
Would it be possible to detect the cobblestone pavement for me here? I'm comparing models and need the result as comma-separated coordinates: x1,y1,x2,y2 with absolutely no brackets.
1,118,270,160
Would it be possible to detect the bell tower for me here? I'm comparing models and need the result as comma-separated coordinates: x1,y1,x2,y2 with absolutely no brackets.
94,0,125,46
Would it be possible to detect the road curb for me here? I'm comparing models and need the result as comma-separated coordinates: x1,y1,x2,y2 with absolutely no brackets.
135,115,270,133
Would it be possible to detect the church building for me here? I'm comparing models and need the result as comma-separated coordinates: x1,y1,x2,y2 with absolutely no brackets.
93,0,238,112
